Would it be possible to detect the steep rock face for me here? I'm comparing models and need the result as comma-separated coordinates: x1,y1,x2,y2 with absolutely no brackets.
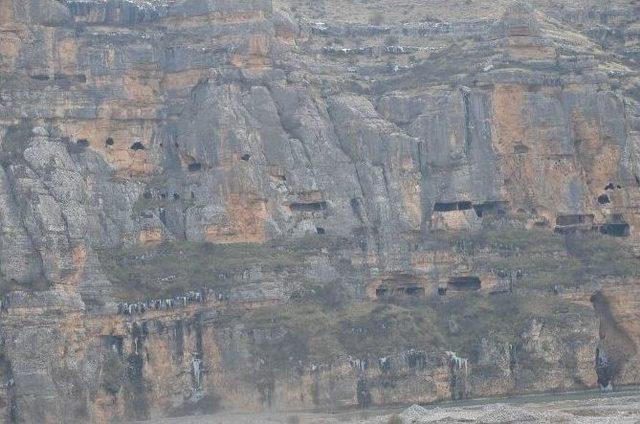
0,0,638,422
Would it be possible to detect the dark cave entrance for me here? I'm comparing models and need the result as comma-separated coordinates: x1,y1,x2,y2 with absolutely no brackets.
447,276,481,291
289,202,327,212
555,214,594,226
434,201,472,212
600,223,630,237
188,162,202,172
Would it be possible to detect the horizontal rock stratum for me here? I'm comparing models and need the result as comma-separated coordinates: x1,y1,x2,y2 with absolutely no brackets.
0,0,638,422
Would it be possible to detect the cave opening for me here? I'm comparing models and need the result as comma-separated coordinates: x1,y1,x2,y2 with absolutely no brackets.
77,138,89,147
289,201,327,212
106,137,114,146
473,201,507,217
555,214,594,226
241,153,251,161
597,194,610,204
447,276,481,291
600,223,630,237
434,202,458,212
405,286,425,296
188,163,202,172
458,201,473,210
513,144,529,154
554,214,597,234
316,227,325,234
130,141,145,150
434,201,473,212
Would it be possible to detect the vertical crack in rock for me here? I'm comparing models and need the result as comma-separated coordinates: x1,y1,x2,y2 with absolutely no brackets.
461,87,473,153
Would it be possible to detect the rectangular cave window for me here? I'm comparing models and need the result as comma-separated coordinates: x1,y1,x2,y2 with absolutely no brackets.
188,163,202,172
473,201,507,217
555,214,594,226
289,201,327,212
437,286,447,296
447,276,481,291
316,227,325,234
433,202,458,212
458,201,472,211
434,201,473,212
600,223,630,237
513,144,529,154
405,286,424,296
76,139,89,147
31,74,49,81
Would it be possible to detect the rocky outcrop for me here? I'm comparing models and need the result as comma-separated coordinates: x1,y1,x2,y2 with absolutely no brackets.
0,0,638,422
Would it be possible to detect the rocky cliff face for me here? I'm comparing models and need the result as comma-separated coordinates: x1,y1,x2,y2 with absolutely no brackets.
0,0,639,422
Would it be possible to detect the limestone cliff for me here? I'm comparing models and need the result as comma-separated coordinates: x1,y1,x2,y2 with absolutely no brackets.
0,0,638,422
